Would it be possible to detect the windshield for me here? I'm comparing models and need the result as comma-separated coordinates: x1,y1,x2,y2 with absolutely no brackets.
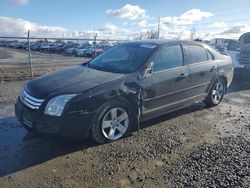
88,43,157,73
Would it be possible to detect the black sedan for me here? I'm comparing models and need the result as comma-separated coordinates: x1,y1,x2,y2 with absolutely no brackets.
15,40,233,143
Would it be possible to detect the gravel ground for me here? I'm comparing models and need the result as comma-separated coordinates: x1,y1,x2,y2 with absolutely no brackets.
164,136,250,187
0,77,249,188
0,49,249,187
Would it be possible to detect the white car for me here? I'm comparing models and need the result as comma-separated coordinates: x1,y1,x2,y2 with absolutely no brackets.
76,46,95,57
76,48,89,56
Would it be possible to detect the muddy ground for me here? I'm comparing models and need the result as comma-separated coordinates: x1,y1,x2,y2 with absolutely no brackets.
0,49,249,188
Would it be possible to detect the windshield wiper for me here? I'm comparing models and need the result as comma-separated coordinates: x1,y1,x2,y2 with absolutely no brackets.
89,64,124,74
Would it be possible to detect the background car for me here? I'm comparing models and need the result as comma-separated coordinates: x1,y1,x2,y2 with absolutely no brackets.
96,46,111,56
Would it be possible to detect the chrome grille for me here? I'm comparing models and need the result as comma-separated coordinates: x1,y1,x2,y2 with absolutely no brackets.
20,88,44,110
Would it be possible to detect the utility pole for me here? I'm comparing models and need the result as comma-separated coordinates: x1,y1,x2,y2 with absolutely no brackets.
157,17,160,39
27,30,33,78
94,32,98,57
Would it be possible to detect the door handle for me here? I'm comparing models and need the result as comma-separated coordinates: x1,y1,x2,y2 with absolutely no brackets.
211,66,217,71
179,73,189,78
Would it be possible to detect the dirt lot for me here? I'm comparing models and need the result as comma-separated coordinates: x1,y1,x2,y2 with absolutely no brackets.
0,47,89,81
0,48,249,188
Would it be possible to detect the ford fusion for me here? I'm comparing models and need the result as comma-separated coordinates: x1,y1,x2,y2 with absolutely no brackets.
15,40,233,143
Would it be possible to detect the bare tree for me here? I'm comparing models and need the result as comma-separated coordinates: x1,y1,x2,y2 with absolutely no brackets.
147,30,158,39
190,27,196,40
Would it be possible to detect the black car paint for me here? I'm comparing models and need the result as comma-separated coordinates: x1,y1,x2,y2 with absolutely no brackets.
15,40,233,139
25,65,125,98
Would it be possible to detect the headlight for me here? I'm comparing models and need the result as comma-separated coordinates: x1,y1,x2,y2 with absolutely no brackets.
44,94,77,116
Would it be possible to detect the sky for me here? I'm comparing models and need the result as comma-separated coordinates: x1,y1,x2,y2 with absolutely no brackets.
0,0,250,40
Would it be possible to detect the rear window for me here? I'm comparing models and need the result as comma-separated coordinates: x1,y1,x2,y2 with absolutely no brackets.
187,45,208,64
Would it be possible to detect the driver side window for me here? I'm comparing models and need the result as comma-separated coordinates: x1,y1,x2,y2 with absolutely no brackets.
153,45,184,72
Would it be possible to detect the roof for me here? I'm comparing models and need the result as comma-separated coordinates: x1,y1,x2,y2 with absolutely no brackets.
239,32,250,44
125,39,205,46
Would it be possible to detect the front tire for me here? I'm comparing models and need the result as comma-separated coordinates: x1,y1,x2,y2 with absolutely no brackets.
90,100,133,144
205,78,226,107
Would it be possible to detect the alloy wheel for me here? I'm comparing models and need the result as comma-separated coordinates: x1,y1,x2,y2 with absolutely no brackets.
101,107,129,140
212,81,224,104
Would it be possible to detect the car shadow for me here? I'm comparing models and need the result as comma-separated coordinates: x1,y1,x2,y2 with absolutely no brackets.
0,102,206,177
140,102,205,130
0,75,249,177
0,116,98,177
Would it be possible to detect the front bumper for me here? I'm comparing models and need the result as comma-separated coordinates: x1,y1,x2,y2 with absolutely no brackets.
15,98,95,139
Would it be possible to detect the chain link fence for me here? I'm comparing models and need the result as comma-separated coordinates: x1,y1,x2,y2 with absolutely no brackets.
0,35,125,81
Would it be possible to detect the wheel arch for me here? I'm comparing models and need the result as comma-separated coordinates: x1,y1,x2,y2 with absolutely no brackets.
111,95,140,131
218,76,228,93
209,75,228,94
87,95,139,139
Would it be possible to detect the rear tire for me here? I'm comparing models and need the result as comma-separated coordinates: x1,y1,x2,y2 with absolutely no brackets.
90,100,133,144
204,78,226,107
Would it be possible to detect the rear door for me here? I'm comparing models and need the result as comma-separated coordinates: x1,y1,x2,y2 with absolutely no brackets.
140,44,192,119
185,44,218,96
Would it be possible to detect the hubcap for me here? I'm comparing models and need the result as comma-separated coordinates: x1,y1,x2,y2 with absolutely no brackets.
212,81,224,103
101,107,129,140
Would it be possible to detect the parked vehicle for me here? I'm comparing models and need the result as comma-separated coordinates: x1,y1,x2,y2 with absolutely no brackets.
50,43,65,53
83,46,96,57
76,46,93,56
40,43,55,52
15,40,234,143
21,43,29,50
226,41,241,70
74,44,89,55
96,46,111,56
209,38,236,50
235,32,250,76
30,43,42,51
0,40,114,57
62,43,78,54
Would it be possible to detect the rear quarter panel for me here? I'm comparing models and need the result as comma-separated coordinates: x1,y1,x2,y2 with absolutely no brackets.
217,56,234,88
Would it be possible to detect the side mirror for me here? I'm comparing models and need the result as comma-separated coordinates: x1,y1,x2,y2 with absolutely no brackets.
141,62,153,79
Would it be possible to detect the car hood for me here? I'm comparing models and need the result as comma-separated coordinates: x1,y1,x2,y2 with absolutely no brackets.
25,65,125,99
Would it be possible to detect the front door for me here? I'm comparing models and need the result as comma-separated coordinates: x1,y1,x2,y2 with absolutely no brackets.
139,44,192,120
